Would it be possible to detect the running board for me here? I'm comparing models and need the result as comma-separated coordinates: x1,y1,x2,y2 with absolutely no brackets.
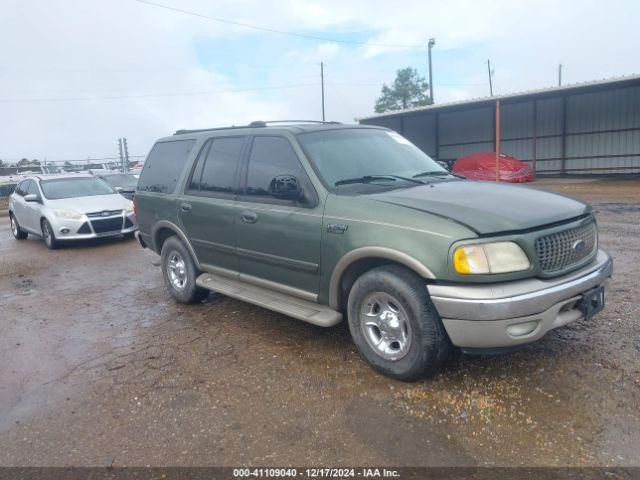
196,273,342,327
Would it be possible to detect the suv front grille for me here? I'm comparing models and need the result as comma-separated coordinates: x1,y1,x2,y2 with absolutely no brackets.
534,220,597,273
90,217,124,234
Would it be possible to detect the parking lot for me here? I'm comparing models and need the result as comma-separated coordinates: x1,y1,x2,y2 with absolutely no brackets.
0,178,639,467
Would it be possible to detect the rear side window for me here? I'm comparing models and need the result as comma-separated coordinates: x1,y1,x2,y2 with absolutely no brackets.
187,136,245,197
138,139,196,194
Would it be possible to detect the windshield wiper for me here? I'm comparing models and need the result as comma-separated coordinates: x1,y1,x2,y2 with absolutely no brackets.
413,170,451,178
335,175,423,187
413,170,467,180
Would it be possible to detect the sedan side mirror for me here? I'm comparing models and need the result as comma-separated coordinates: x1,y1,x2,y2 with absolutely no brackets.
24,193,39,202
269,174,303,200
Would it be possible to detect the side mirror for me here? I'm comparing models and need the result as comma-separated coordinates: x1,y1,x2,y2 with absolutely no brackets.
115,187,124,192
269,174,303,200
24,193,39,202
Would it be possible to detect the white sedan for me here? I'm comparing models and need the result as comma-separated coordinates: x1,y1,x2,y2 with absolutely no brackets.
8,174,137,249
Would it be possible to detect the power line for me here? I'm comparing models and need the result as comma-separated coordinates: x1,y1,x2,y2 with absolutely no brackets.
0,82,319,103
132,0,422,49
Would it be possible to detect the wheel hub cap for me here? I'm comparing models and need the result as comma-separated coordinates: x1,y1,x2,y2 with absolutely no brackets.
360,292,412,361
168,252,187,290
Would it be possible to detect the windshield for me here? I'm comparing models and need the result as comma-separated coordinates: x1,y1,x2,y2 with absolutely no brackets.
40,177,115,200
297,128,448,188
101,174,138,189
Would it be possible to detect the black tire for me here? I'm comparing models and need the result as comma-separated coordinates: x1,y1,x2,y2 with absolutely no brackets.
41,218,58,250
347,265,451,381
160,236,209,304
9,213,28,240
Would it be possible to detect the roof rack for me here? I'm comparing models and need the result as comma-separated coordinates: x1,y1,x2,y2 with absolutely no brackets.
249,120,342,127
174,120,342,135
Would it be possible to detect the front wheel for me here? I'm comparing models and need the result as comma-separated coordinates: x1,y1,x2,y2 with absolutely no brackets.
41,218,58,249
10,213,28,240
160,236,209,304
347,265,451,381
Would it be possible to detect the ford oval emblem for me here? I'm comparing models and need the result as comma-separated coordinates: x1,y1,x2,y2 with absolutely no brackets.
572,239,586,253
101,211,110,217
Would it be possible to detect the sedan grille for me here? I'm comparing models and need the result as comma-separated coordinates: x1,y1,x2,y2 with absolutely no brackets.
534,220,597,273
90,217,124,234
86,210,123,218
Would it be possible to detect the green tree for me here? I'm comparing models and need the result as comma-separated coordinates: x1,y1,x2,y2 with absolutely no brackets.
374,67,432,113
17,158,30,166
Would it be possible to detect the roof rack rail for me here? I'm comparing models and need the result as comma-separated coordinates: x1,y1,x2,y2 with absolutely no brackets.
174,120,342,135
250,120,342,126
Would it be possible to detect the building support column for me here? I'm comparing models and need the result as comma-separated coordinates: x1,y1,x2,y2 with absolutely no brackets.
532,100,537,174
434,114,440,162
495,99,501,182
561,96,568,174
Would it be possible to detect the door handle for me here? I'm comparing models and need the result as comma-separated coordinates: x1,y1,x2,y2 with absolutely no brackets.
241,211,258,223
180,203,192,213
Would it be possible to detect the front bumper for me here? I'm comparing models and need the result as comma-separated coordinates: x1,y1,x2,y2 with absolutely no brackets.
428,249,613,348
50,213,137,240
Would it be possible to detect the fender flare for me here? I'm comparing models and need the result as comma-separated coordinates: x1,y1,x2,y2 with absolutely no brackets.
328,246,436,310
151,220,202,270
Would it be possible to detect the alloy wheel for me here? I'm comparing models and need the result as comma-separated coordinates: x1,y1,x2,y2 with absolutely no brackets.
360,292,412,361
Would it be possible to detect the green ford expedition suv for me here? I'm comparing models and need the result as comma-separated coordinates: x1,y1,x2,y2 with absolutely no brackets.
134,121,612,380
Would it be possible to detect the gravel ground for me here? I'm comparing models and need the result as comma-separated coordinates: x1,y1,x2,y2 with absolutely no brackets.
0,178,638,467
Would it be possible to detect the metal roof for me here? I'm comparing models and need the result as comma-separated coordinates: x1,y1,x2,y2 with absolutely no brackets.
359,73,640,121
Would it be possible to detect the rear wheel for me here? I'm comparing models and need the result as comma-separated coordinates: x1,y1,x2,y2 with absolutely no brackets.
160,236,209,304
347,265,451,381
41,218,58,250
10,213,28,240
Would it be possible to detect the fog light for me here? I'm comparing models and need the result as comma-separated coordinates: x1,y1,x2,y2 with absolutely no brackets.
506,320,539,337
59,227,70,234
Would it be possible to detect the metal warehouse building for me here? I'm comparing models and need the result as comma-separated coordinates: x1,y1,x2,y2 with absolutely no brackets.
359,75,640,175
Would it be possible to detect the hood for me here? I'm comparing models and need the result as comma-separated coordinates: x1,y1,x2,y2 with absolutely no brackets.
366,180,590,235
46,194,132,214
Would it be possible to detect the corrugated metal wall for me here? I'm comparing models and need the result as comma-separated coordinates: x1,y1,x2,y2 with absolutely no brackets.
361,83,640,174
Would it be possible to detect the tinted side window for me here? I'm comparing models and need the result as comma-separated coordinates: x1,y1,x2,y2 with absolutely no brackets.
188,136,245,196
244,136,315,206
138,139,196,194
27,181,40,196
15,180,28,196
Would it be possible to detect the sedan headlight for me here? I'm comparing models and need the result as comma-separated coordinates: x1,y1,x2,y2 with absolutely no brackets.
53,209,84,220
453,241,530,274
125,204,134,214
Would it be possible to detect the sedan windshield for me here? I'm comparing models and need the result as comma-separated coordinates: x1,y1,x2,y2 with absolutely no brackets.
297,128,449,188
40,177,115,200
101,174,138,189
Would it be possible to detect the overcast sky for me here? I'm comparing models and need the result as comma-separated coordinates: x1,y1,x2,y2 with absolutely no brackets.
1,0,639,163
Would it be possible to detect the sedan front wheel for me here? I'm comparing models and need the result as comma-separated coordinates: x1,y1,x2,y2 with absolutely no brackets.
41,218,58,250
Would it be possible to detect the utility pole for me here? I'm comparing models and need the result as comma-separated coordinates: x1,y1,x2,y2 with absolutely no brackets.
123,138,129,172
487,59,493,96
320,62,325,122
558,63,563,86
118,138,125,172
428,38,435,103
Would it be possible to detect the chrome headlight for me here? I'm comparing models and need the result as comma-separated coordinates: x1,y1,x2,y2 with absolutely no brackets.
125,204,134,214
53,209,85,220
453,241,530,274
